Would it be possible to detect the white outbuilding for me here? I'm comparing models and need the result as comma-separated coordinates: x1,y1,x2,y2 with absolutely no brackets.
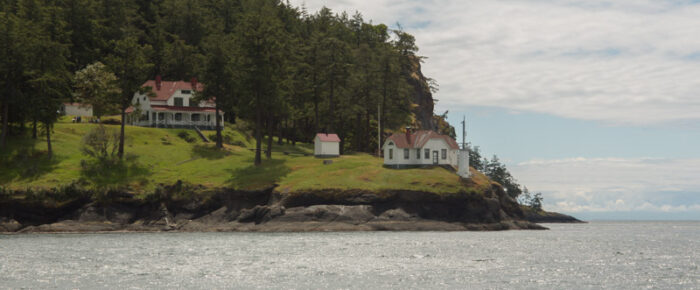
314,133,341,158
61,103,93,117
382,129,470,178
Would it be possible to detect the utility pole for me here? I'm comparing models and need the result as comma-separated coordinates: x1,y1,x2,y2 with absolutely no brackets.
461,115,466,149
377,102,381,156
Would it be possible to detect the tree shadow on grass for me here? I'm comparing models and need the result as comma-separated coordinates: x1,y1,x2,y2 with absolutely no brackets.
226,158,291,190
191,144,233,160
0,143,63,185
79,155,152,188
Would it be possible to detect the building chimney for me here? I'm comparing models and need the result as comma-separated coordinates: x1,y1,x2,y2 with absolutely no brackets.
155,75,162,91
190,77,198,90
405,127,412,145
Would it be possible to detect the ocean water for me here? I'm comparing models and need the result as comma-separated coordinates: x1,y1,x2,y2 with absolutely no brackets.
1,222,698,289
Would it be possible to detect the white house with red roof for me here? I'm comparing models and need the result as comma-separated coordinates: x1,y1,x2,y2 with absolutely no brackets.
382,129,463,169
126,77,223,129
314,133,341,158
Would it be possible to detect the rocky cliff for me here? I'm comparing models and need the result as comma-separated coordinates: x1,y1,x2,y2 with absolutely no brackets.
0,183,547,233
406,56,456,138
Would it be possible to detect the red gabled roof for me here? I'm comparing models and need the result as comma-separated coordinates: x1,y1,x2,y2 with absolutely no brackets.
141,80,203,101
150,105,217,113
63,102,91,108
316,133,341,142
386,130,459,150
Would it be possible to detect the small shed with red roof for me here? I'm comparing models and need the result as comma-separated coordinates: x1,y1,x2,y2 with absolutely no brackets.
314,133,341,158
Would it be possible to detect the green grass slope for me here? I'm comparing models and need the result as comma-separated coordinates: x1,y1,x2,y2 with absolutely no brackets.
1,120,490,195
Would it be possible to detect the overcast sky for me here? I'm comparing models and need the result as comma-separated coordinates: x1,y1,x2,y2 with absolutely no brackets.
291,0,700,220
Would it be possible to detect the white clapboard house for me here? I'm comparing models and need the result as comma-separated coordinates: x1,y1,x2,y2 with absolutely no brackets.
126,77,223,130
383,129,470,177
314,133,341,158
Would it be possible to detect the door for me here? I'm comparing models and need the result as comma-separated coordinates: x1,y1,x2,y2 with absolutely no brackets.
432,151,438,165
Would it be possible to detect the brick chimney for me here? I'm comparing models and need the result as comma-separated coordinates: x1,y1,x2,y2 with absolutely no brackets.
190,77,198,90
405,127,412,145
155,75,162,91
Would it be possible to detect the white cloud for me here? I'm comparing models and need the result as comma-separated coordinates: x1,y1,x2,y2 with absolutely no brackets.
291,0,700,125
511,157,700,214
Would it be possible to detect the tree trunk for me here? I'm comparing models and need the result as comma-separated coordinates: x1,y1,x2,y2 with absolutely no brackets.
215,106,222,148
286,118,290,145
277,118,284,145
364,110,370,152
328,78,335,132
32,119,37,139
355,113,362,152
254,101,262,166
118,107,126,159
0,99,8,148
46,123,52,159
265,116,273,159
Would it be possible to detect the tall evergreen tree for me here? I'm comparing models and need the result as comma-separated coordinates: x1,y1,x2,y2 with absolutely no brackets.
105,37,153,159
235,0,287,165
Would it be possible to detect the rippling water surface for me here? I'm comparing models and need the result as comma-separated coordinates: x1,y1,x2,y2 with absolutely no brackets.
1,222,699,289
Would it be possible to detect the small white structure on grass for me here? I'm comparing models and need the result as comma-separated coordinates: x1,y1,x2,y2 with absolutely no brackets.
383,129,460,168
61,103,93,117
314,133,340,158
383,128,470,178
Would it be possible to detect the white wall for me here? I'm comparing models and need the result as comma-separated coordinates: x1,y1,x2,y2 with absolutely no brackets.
63,105,93,117
314,137,340,156
383,138,458,167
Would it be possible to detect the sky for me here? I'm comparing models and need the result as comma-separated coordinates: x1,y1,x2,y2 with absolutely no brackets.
291,0,700,220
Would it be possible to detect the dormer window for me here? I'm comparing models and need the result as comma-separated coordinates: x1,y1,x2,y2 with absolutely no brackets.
181,90,191,94
174,97,183,107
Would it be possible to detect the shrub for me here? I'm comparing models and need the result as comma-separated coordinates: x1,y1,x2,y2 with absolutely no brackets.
177,131,197,143
82,125,120,163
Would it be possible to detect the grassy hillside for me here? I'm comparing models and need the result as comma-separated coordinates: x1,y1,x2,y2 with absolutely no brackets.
0,119,490,195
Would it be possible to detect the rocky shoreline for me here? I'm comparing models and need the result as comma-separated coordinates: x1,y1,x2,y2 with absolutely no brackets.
0,184,580,234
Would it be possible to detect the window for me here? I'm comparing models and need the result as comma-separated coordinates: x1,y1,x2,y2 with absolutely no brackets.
416,149,421,159
441,149,447,160
143,96,146,101
181,90,191,94
189,99,198,107
389,149,393,159
152,112,156,120
158,112,165,120
388,141,394,146
174,97,183,106
175,113,182,121
424,149,430,159
191,114,200,121
403,149,409,159
207,115,211,122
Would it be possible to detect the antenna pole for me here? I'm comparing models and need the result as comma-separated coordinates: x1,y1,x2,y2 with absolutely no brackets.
377,102,381,156
461,115,466,149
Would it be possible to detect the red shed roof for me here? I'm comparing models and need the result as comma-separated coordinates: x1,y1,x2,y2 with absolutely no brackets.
316,133,341,142
141,80,203,101
386,130,459,150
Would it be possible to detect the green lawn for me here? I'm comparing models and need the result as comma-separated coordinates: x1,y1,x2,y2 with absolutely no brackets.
0,120,490,195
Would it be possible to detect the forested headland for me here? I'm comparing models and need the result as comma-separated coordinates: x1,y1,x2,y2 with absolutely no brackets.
0,0,453,166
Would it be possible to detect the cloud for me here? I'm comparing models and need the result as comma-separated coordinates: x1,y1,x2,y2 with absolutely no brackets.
291,0,700,125
511,157,700,214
